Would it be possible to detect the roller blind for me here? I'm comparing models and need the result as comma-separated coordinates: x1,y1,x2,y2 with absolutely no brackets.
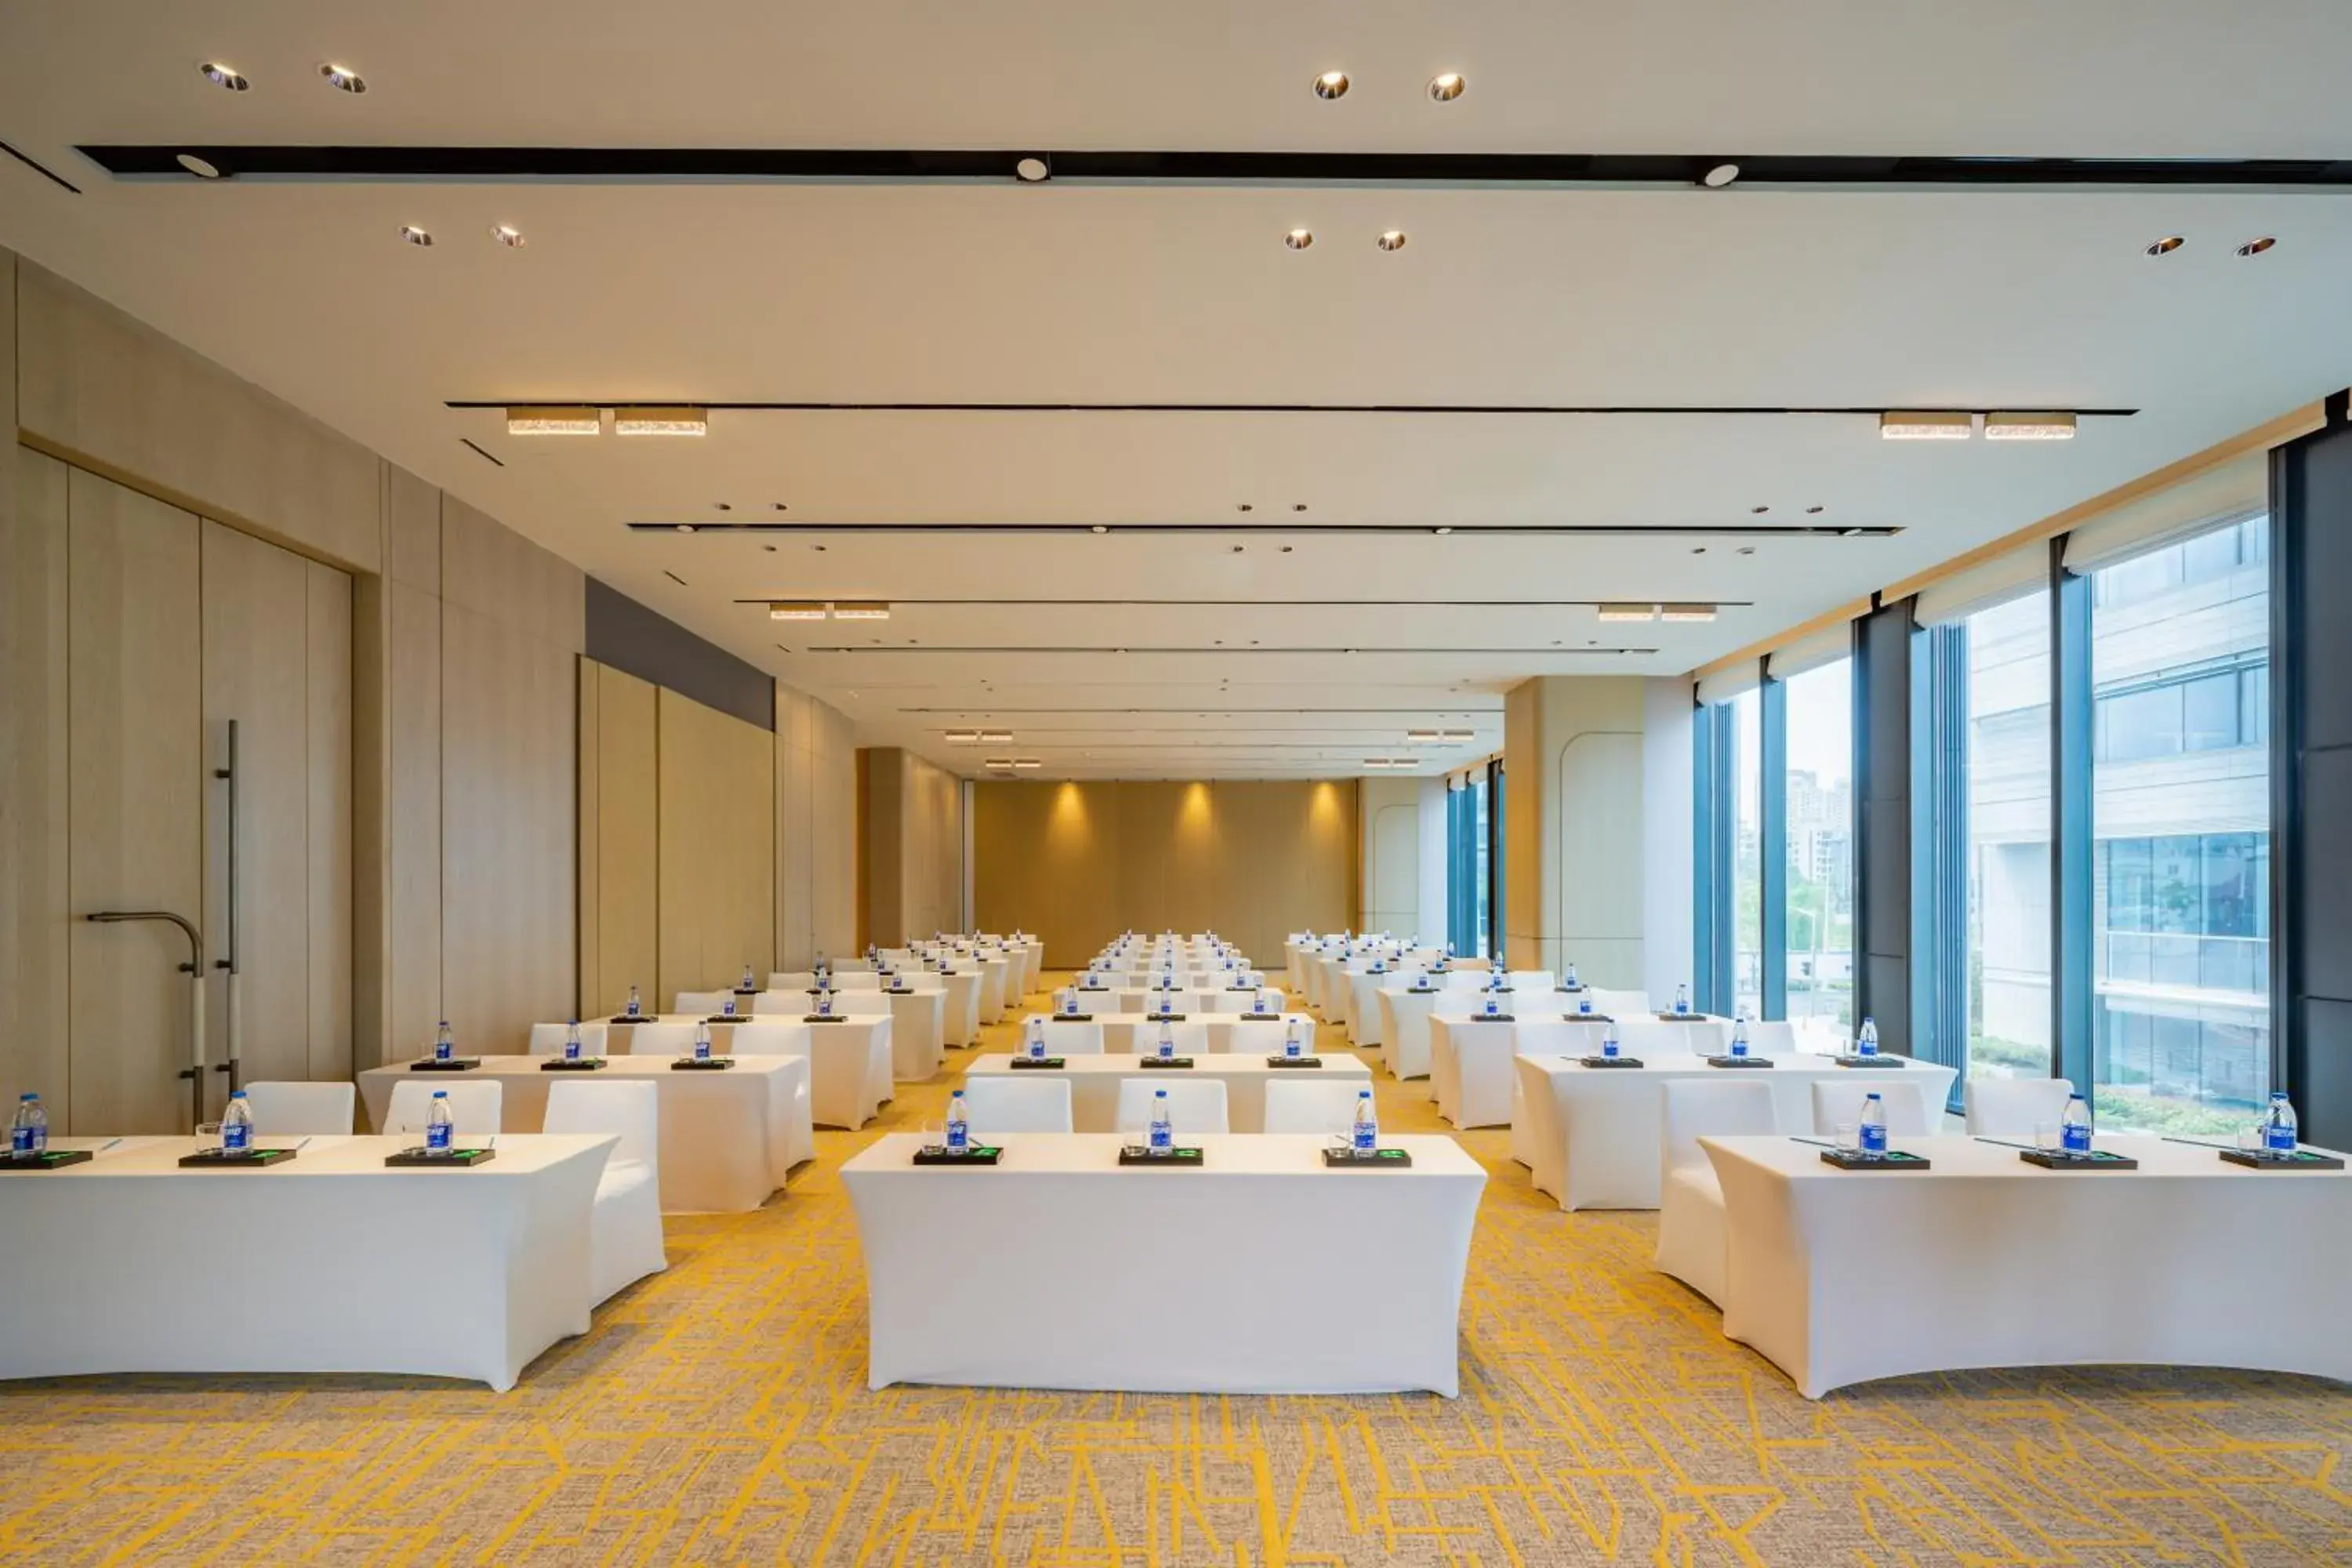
1766,622,1857,681
1695,663,1762,706
1912,544,2050,628
2061,453,2267,575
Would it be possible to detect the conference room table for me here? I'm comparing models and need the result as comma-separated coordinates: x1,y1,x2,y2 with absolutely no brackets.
1376,984,1572,1080
1430,1014,1735,1129
1512,1049,1957,1210
964,1052,1373,1133
538,1011,892,1131
357,1052,813,1210
1703,1133,2352,1399
0,1133,612,1392
1090,1012,1314,1056
875,985,946,1080
843,1132,1484,1395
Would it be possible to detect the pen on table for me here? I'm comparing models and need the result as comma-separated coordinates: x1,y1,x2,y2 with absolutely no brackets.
96,1137,122,1153
1972,1137,2037,1150
294,1136,314,1150
2161,1135,2232,1149
1790,1137,1838,1149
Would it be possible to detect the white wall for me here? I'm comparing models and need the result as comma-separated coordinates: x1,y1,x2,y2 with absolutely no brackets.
1417,775,1449,940
1642,677,1697,1005
1358,776,1424,937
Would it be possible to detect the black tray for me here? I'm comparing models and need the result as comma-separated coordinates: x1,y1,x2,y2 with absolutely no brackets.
0,1149,93,1171
1579,1055,1645,1069
1139,1056,1196,1069
1565,1011,1614,1024
802,1014,850,1024
1706,1055,1775,1069
885,987,916,996
1145,1013,1189,1022
1833,1054,1906,1068
1322,1147,1413,1169
1465,1014,1516,1024
671,1058,735,1070
734,988,760,997
1007,1056,1067,1069
1119,1145,1203,1167
1241,1011,1286,1022
913,1145,1004,1167
541,1057,608,1071
703,1014,746,1025
408,1058,480,1072
1820,1148,1933,1171
385,1147,496,1167
608,1014,649,1025
179,1147,298,1168
2020,1148,2139,1171
1657,1013,1704,1024
1265,1056,1325,1068
2220,1147,2345,1171
1225,985,1257,992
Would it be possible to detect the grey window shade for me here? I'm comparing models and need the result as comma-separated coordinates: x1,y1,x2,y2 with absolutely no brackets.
1912,546,2051,627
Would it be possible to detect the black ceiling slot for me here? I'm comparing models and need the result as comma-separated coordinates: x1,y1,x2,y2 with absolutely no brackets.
1,137,81,193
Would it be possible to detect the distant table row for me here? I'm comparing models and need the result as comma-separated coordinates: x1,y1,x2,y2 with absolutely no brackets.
1057,985,1286,1016
965,1052,1373,1131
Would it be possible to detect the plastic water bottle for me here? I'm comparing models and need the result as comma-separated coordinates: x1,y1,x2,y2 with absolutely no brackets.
425,1089,455,1155
2060,1093,2093,1156
1148,1090,1174,1156
626,985,642,1018
1730,1016,1750,1058
1352,1089,1378,1153
2262,1091,2299,1155
945,1090,970,1152
1285,1019,1305,1059
1483,992,1501,1019
11,1093,48,1158
818,990,834,1018
221,1089,255,1154
1674,984,1691,1017
1156,1019,1176,1059
1857,1016,1879,1058
1061,989,1078,1017
1859,1091,1889,1159
564,1019,583,1061
434,1020,454,1062
741,964,756,992
1600,1023,1620,1060
1254,989,1268,1014
694,1022,713,1062
1564,961,1580,990
720,993,738,1018
1026,1017,1047,1059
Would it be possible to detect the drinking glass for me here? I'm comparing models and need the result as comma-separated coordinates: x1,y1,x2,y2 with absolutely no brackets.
2033,1120,2062,1154
918,1117,944,1155
1835,1121,1860,1156
2238,1123,2266,1155
194,1120,223,1156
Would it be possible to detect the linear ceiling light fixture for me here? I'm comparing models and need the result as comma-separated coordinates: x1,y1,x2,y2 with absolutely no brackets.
506,405,600,435
1880,410,1974,440
983,758,1017,770
768,601,829,620
1983,411,2078,441
1596,603,1659,622
978,730,1014,744
944,729,982,744
1660,603,1720,622
613,405,708,437
830,601,891,620
1011,758,1043,770
1405,728,1441,742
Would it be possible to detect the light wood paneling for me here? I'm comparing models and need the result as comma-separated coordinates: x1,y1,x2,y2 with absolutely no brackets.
386,581,442,1058
67,469,204,1134
442,493,584,653
384,462,440,593
305,561,353,1080
811,702,855,961
16,264,380,574
1,448,71,1120
774,688,815,968
655,686,774,1000
584,662,659,1014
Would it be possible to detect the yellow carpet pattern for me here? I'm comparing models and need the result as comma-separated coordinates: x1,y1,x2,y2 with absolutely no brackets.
3,980,2348,1566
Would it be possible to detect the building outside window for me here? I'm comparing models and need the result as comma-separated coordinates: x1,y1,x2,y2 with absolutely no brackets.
1962,590,2054,1083
1782,659,1854,1046
1731,687,1764,1021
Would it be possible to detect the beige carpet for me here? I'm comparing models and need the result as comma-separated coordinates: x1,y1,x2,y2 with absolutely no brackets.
2,979,2347,1566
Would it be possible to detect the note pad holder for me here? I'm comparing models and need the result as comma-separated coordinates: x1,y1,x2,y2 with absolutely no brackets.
801,1015,849,1024
1119,1145,1203,1167
1139,1056,1196,1069
1578,1055,1644,1069
913,1145,1003,1167
1468,1013,1515,1025
408,1058,480,1072
2219,1147,2344,1171
608,1014,648,1025
179,1147,299,1168
1705,1055,1774,1069
1818,1149,1932,1171
1265,1056,1324,1069
1146,1012,1189,1023
0,1149,93,1171
670,1058,735,1070
1833,1054,1906,1068
385,1147,496,1167
1322,1147,1413,1169
1007,1056,1066,1069
2018,1148,2138,1171
541,1057,608,1071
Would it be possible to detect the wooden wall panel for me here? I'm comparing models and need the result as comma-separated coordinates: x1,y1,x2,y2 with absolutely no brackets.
775,687,815,969
0,448,71,1120
898,752,966,939
654,685,773,1001
67,470,204,1133
305,561,353,1080
811,700,857,962
441,493,583,653
384,581,441,1059
583,662,659,1014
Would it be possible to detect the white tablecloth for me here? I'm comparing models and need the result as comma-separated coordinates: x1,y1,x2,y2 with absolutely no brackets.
0,1134,609,1391
1091,1012,1307,1056
1517,1051,1956,1210
1704,1134,2352,1399
971,956,1010,1022
1432,1017,1735,1130
879,986,946,1081
964,1053,1372,1133
358,1053,812,1210
843,1132,1483,1395
1376,987,1573,1080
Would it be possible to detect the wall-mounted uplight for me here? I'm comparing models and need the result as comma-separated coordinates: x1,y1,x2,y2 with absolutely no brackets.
1596,603,1659,622
613,405,708,437
506,405,600,435
1983,412,2078,441
1880,411,1973,441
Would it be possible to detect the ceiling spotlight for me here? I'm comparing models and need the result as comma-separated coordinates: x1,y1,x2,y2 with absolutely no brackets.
944,730,982,744
489,223,525,248
1984,412,2078,441
768,601,827,620
397,224,434,247
1090,524,1109,535
198,62,249,92
176,153,223,179
674,523,696,535
1661,604,1719,622
1805,505,1825,514
1432,525,1453,536
505,405,600,435
1751,504,1770,514
1597,603,1659,622
978,731,1014,744
1313,70,1351,100
1014,155,1051,183
1362,758,1395,768
613,406,708,437
1701,162,1740,188
1879,411,1973,441
320,63,367,93
1427,72,1467,101
1284,228,1315,250
832,601,891,620
2236,236,2277,257
1376,230,1408,251
2146,235,2185,257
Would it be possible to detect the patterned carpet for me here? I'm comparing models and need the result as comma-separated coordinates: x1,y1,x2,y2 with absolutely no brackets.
2,980,2347,1566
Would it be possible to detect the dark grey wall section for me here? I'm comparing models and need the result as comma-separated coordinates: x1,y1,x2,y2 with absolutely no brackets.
1853,601,1911,1052
2276,391,2352,1146
584,578,775,732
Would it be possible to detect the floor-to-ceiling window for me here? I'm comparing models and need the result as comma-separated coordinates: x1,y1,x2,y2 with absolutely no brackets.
2084,514,2271,1133
1470,768,1492,958
1731,687,1764,1020
1781,659,1854,1046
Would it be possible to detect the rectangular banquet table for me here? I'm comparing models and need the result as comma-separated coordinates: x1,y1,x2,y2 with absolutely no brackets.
1092,1012,1308,1056
878,985,947,1080
0,1134,611,1391
1377,985,1572,1080
964,1052,1372,1132
1515,1050,1956,1210
1432,1015,1733,1129
843,1132,1484,1395
358,1053,812,1210
1703,1133,2352,1399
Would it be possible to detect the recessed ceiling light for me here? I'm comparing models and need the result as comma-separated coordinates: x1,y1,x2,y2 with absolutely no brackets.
1661,604,1719,622
1428,72,1467,101
1236,503,1254,513
769,601,827,620
833,601,891,620
1377,230,1407,251
1597,603,1658,622
489,223,525,248
1751,504,1769,514
1702,162,1740,188
1011,758,1042,770
1313,70,1351,100
1984,412,2078,441
771,503,789,512
319,63,367,93
176,153,223,179
613,406,708,437
2146,235,2184,257
1737,546,1756,556
1284,228,1314,250
1014,156,1051,183
1230,544,1245,554
198,62,249,92
1432,525,1453,536
1090,524,1109,535
1805,505,1824,514
712,502,732,512
505,405,599,435
1879,411,1973,441
397,224,434,247
984,758,1016,771
674,523,697,535
2236,236,2277,257
763,544,777,552
1280,545,1294,554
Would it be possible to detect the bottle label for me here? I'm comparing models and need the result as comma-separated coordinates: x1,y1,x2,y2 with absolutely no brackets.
1860,1122,1888,1155
946,1121,968,1151
1602,1041,1617,1058
223,1120,251,1153
626,1001,641,1017
11,1126,33,1156
1353,1124,1377,1152
426,1121,452,1152
435,1042,452,1060
1149,1122,1173,1151
2266,1123,2297,1153
2062,1123,2092,1155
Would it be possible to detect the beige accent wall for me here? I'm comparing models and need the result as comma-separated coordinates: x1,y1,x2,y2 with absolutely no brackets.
777,684,857,968
971,779,1358,968
654,686,775,1004
1358,775,1425,937
1503,677,1650,988
858,748,967,946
